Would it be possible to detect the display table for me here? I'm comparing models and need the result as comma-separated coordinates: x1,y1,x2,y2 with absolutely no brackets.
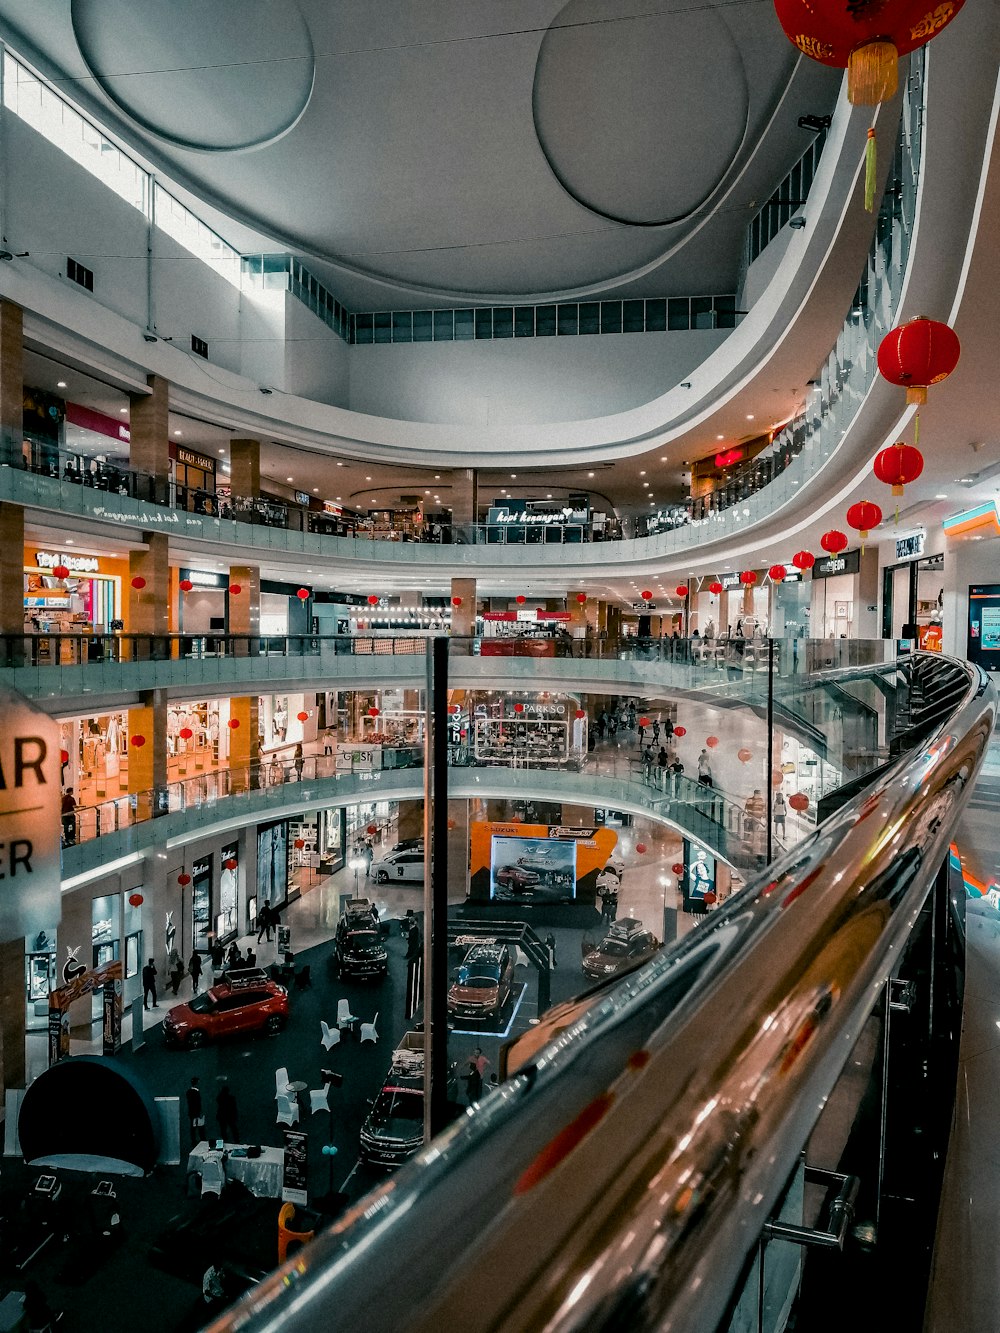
187,1141,284,1198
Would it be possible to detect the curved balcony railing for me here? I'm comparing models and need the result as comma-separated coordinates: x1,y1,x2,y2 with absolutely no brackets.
209,649,994,1333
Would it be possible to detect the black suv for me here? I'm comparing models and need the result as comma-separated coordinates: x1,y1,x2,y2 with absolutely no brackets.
332,900,388,980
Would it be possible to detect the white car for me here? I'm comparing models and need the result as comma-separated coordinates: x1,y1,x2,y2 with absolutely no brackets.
374,848,425,884
602,854,625,880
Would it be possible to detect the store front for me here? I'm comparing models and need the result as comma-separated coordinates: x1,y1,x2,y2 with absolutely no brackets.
168,700,221,773
63,401,131,485
60,709,129,804
770,569,810,638
810,549,860,638
24,547,125,638
881,532,944,648
170,442,218,514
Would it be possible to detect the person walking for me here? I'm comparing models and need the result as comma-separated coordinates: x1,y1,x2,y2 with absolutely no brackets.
656,746,669,790
545,931,557,969
652,718,661,744
61,787,77,846
637,720,646,746
216,1079,240,1142
697,749,714,787
293,742,304,781
186,1075,204,1149
461,1061,483,1105
188,950,203,993
471,1046,491,1079
257,901,272,943
142,957,158,1010
168,948,185,996
662,716,674,742
773,789,787,838
210,937,225,972
323,728,334,756
363,839,374,879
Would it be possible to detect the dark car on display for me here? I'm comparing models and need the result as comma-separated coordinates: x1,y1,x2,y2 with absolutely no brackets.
447,941,516,1021
581,918,661,981
333,900,388,979
360,1033,429,1169
162,969,288,1048
494,864,540,893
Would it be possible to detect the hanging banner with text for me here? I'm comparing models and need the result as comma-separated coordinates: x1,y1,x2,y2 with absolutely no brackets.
0,685,61,943
282,1127,309,1205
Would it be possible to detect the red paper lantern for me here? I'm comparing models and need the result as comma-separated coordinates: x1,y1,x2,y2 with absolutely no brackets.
641,589,653,601
53,563,70,580
772,769,784,788
738,747,753,763
293,838,305,850
846,500,883,541
877,317,961,405
60,749,69,765
178,727,193,740
635,842,648,855
706,736,719,748
367,594,379,606
178,873,191,886
820,530,848,555
708,581,724,595
296,588,310,601
128,892,144,907
515,595,527,605
228,717,240,729
513,703,525,714
675,585,689,599
673,725,686,737
739,571,757,586
451,596,463,607
368,706,380,718
574,709,586,720
671,862,684,876
130,734,145,748
638,716,650,728
789,792,810,813
366,823,377,835
575,592,587,604
130,576,146,590
228,583,242,596
791,551,815,571
224,859,237,872
296,711,308,722
874,442,924,497
772,1,965,107
448,704,460,715
179,579,194,592
768,564,787,582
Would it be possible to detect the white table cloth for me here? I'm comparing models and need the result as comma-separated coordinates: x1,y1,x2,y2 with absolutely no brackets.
187,1141,284,1198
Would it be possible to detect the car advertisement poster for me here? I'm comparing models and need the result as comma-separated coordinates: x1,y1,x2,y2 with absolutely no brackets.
282,1127,308,1205
469,821,619,905
967,585,1000,671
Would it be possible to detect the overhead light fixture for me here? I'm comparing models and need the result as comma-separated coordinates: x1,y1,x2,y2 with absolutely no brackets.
746,414,755,421
174,430,182,437
57,380,67,388
286,476,293,482
119,408,128,415
218,449,225,456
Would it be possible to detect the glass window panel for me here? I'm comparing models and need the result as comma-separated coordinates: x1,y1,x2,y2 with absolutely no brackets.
454,309,474,340
578,302,599,335
474,308,493,339
600,302,622,334
514,307,534,338
644,299,666,332
667,298,690,331
714,294,737,329
433,310,454,340
622,299,644,332
557,304,578,336
492,307,513,338
374,312,392,344
535,306,556,336
412,310,432,342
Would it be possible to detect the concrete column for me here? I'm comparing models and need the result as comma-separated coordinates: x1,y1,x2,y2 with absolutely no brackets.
0,299,24,445
397,800,423,841
229,438,261,500
0,937,25,1094
228,564,260,653
228,695,260,791
128,690,167,818
129,374,170,491
856,546,880,638
450,468,478,536
127,533,170,660
606,605,622,641
568,592,588,637
0,501,25,639
450,577,476,637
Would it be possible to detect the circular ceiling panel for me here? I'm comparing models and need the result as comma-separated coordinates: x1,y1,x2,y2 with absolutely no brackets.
533,0,749,225
71,0,314,152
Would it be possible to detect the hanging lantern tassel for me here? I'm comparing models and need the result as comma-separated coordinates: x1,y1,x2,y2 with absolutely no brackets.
864,127,877,213
849,39,898,107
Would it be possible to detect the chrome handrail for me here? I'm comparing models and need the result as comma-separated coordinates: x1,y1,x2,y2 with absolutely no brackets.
209,656,993,1333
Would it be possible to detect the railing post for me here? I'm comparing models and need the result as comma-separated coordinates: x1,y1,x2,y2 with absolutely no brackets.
766,638,774,865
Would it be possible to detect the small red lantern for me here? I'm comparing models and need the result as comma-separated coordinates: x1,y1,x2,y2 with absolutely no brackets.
846,500,883,543
296,588,310,601
820,530,848,555
228,583,242,595
448,704,460,715
738,747,753,763
366,823,378,835
675,585,689,599
768,564,787,582
877,317,961,405
130,576,146,590
179,578,194,593
706,736,719,748
178,873,191,886
639,716,650,728
368,706,380,718
130,734,145,748
641,589,653,601
53,563,70,580
224,859,237,872
178,727,193,741
296,711,308,722
671,863,684,876
293,838,305,850
60,749,69,765
228,717,240,729
515,595,527,605
704,890,718,906
791,551,815,571
447,818,457,831
367,594,379,606
635,842,648,855
874,442,924,497
708,581,724,595
513,703,525,714
739,571,757,586
128,892,144,907
674,725,686,737
789,793,810,813
575,592,587,604
451,596,462,607
574,708,586,721
772,769,784,788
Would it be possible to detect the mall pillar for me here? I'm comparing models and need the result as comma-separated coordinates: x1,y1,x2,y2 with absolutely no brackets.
568,592,589,638
229,695,260,791
229,438,261,500
451,578,476,638
129,374,170,499
0,299,24,448
450,468,478,537
857,545,880,638
0,502,25,644
606,605,622,641
0,937,25,1094
228,563,260,654
128,533,170,660
128,690,168,819
397,800,424,842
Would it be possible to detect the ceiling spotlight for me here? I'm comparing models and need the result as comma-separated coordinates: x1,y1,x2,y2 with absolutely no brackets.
174,430,182,437
717,434,724,440
588,471,595,478
365,476,372,481
746,414,755,421
286,476,293,482
57,381,67,388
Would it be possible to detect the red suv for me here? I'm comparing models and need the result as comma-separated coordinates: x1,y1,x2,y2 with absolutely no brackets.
162,970,288,1048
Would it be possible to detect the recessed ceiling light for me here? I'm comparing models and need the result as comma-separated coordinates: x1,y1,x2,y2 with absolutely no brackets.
174,430,182,437
546,493,552,499
935,493,947,499
313,487,319,493
366,475,372,481
588,472,595,478
434,475,440,480
57,380,67,388
119,408,128,415
65,539,74,545
425,490,430,495
643,482,649,488
746,414,755,421
336,496,341,501
717,434,724,440
218,449,225,456
337,461,344,467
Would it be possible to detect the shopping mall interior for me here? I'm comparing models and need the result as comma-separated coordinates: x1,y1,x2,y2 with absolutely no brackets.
0,3,998,1331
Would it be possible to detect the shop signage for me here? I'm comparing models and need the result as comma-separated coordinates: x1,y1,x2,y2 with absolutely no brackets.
0,685,61,943
335,744,382,773
536,610,572,622
719,572,743,591
170,443,217,473
35,551,100,573
66,402,130,444
294,491,310,506
487,505,587,527
631,602,657,611
812,550,861,579
323,501,343,516
178,568,225,589
895,532,925,560
483,611,517,622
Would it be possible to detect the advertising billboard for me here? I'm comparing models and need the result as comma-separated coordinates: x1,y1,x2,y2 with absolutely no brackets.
683,842,717,914
469,821,619,904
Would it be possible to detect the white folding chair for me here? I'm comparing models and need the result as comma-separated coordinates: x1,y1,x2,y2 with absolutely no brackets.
309,1085,331,1115
276,1092,300,1127
320,1019,341,1051
359,1011,379,1045
200,1155,225,1197
275,1066,289,1099
337,998,358,1035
